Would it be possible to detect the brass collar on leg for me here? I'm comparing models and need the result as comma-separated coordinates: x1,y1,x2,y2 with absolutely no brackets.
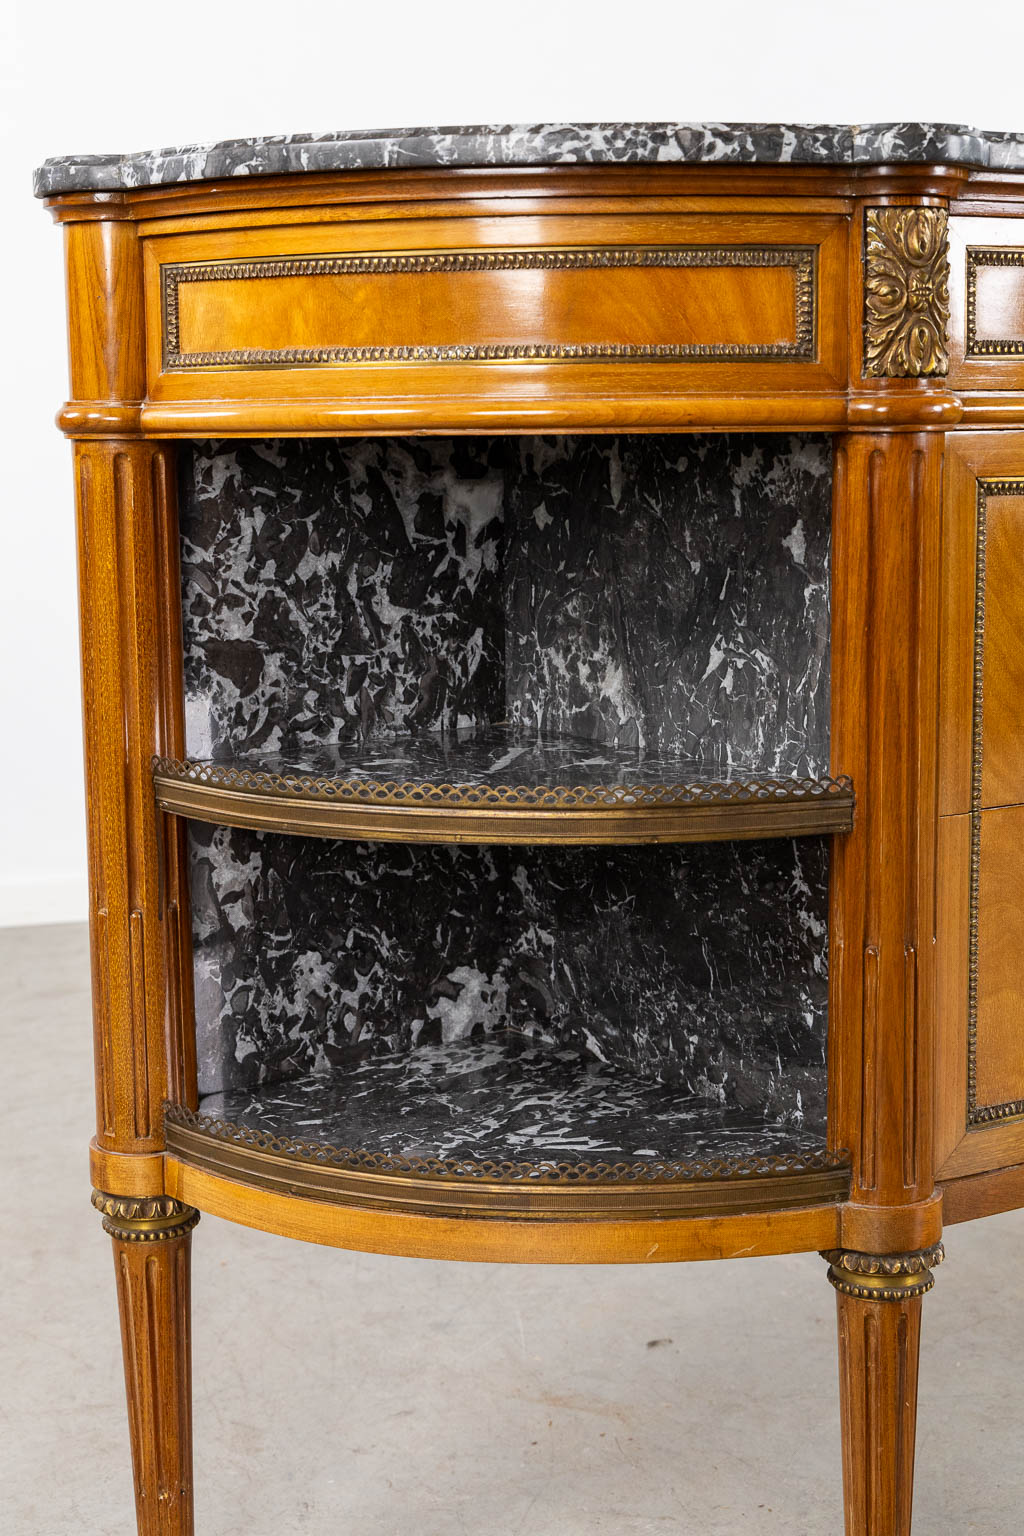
92,1190,200,1243
820,1243,945,1301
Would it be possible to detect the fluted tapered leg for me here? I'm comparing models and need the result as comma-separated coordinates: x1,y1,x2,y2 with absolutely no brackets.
825,1245,943,1536
95,1193,199,1536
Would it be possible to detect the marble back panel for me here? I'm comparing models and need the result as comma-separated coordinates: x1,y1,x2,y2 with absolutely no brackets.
179,437,506,757
190,826,828,1133
505,435,831,769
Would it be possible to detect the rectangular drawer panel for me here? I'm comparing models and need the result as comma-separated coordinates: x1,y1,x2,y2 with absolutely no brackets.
163,245,814,369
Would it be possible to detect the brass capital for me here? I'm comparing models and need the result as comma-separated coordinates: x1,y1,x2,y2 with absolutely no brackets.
820,1242,944,1301
92,1189,200,1243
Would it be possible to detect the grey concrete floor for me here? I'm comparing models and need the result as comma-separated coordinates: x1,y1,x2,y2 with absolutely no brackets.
2,922,1022,1535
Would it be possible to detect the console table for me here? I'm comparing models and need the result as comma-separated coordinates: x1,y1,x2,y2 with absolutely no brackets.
35,121,1024,1536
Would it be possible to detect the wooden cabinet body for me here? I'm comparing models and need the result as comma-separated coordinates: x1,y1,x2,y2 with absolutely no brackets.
36,124,1024,1535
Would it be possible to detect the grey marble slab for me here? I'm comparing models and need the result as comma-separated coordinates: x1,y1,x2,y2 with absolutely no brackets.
194,1034,830,1167
179,724,841,801
189,825,829,1135
34,122,1024,196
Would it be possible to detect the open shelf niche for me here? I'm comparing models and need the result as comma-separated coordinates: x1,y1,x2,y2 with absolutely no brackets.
165,433,848,1213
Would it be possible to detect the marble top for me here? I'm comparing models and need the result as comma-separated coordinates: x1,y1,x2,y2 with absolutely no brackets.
33,122,1024,197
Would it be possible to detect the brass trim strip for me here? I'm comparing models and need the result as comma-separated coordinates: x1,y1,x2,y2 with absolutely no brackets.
164,1114,851,1222
161,244,818,371
965,247,1024,357
152,758,855,846
967,479,1024,1125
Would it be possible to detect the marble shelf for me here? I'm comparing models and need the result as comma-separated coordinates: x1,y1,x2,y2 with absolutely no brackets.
153,729,854,846
164,1033,850,1220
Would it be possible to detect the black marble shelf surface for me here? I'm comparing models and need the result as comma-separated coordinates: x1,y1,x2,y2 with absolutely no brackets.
187,1032,830,1170
158,727,850,807
34,122,1024,196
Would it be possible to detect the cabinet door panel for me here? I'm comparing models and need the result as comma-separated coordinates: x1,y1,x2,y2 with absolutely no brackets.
937,435,1024,1183
979,492,1024,808
975,805,1024,1111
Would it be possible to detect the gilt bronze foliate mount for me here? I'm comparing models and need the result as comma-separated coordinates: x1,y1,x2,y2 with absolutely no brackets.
864,207,951,378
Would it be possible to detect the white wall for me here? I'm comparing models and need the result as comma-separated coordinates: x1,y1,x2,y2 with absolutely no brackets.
2,0,1023,925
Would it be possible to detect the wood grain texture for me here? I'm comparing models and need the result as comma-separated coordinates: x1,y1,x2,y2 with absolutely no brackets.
43,160,970,230
828,434,943,1209
63,219,146,406
67,218,196,1155
977,492,1024,808
166,246,812,363
838,1195,943,1257
835,1289,923,1536
90,1145,168,1198
937,439,983,816
112,1231,194,1536
135,392,940,438
942,1158,1024,1222
164,1159,842,1264
934,814,971,1171
75,441,174,1150
975,805,1024,1108
935,432,1024,1184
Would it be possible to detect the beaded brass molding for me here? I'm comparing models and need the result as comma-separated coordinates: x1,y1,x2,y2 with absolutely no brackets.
160,245,817,370
152,756,855,846
965,247,1024,356
164,1105,851,1221
967,479,1024,1126
863,208,950,377
821,1244,945,1302
92,1189,200,1243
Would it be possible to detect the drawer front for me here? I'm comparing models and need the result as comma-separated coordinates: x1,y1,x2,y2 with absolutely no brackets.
948,215,1024,389
143,213,847,416
163,246,817,369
